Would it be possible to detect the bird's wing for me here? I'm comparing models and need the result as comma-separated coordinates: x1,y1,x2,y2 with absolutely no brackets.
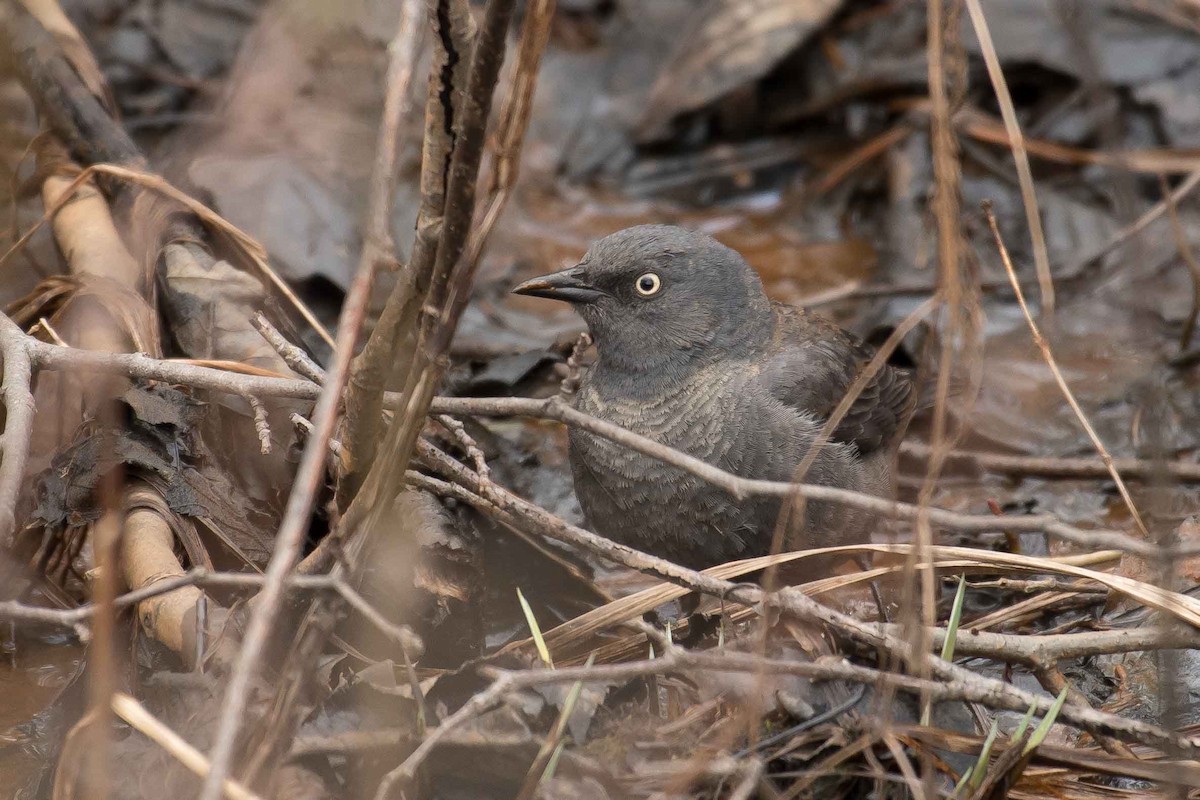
757,303,915,454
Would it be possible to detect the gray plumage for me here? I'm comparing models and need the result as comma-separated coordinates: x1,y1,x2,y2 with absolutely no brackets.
513,225,914,570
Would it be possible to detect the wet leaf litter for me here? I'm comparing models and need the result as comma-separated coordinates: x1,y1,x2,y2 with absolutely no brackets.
1,0,1200,798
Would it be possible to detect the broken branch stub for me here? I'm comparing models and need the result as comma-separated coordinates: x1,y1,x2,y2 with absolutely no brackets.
339,0,476,506
336,0,519,548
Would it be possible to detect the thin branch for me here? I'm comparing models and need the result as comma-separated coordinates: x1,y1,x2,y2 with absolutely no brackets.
458,0,558,279
378,641,1200,788
291,413,345,460
0,568,421,655
375,674,515,799
434,414,489,483
1064,168,1200,279
251,312,325,382
902,441,1200,482
899,622,1200,664
0,319,1171,557
405,443,1200,757
428,397,1163,557
199,258,374,800
921,2,976,761
1159,174,1200,350
984,202,1150,540
338,0,467,500
26,336,321,399
246,395,271,455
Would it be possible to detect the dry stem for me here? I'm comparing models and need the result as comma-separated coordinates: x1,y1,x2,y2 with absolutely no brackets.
0,319,1172,558
984,202,1150,539
964,0,1055,316
198,238,375,800
407,442,1200,757
111,694,263,800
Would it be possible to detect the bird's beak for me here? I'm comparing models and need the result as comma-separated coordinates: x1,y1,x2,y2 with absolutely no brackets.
511,265,603,304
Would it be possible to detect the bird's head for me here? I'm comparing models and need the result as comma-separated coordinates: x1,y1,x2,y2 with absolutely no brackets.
513,225,771,373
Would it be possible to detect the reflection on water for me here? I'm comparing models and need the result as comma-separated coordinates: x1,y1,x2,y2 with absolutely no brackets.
0,630,82,797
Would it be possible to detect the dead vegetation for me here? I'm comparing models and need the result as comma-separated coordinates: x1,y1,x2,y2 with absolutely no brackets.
2,0,1200,798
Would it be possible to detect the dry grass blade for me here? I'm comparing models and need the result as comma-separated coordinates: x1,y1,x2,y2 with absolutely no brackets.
911,724,1200,786
0,161,334,348
957,110,1200,174
498,544,1192,664
517,587,553,668
110,694,263,800
514,653,595,800
964,0,1054,316
983,203,1150,539
499,549,818,661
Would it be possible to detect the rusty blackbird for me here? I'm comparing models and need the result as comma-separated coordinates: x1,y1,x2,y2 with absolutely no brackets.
513,225,913,570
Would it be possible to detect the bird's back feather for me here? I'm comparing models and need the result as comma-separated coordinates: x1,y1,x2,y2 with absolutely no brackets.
757,303,916,455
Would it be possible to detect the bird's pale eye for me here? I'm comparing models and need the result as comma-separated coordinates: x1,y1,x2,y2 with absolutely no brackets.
634,272,662,296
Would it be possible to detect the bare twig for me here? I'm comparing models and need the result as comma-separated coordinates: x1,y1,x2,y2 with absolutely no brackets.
900,622,1200,664
1063,168,1200,279
199,262,374,800
406,444,1200,756
323,0,423,500
251,312,325,382
459,0,558,272
0,2,141,168
984,203,1150,539
919,4,976,767
338,0,457,501
0,568,421,655
338,0,521,574
434,414,489,483
902,441,1200,482
0,317,1171,557
291,414,345,460
246,395,271,455
426,397,1161,557
378,641,1200,786
375,674,516,799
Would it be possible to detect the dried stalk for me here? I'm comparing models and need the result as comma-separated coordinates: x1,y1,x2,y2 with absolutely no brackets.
902,441,1200,482
0,316,1168,558
0,567,421,653
404,448,1200,756
458,0,558,300
338,0,520,565
197,220,376,800
338,0,476,500
1160,174,1200,350
964,0,1055,317
984,203,1150,539
111,694,263,800
0,4,332,348
916,7,978,779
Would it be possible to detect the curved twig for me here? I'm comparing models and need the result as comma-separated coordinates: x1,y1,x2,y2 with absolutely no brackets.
1,323,1174,557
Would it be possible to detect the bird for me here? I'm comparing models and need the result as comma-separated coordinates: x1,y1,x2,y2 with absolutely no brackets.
512,225,914,571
